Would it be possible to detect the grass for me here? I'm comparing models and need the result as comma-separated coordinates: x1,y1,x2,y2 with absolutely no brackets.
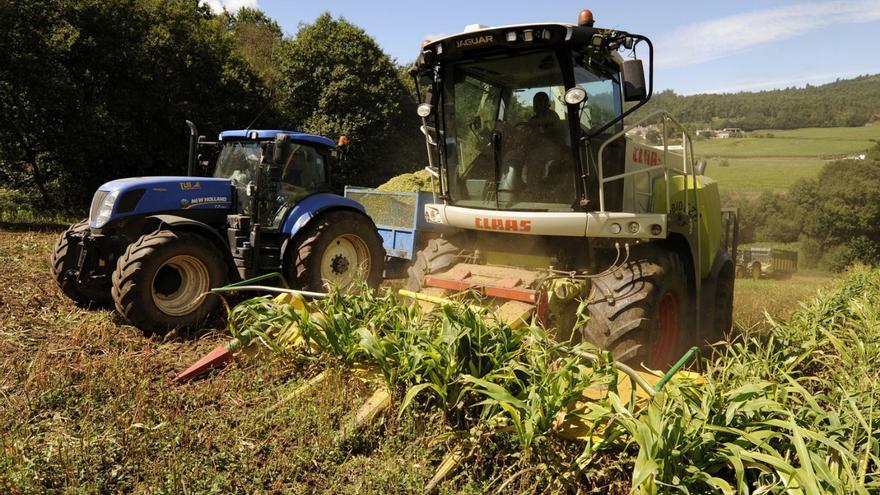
693,125,877,159
732,272,838,331
1,225,872,493
692,125,879,195
705,157,825,194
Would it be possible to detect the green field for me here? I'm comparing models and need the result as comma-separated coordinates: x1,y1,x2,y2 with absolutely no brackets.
693,125,878,194
703,157,824,194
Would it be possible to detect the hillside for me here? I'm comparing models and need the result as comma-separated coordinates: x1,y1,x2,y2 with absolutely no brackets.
647,74,880,130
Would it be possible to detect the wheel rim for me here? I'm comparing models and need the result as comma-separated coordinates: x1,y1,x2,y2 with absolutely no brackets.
151,255,210,316
320,234,371,289
653,291,679,366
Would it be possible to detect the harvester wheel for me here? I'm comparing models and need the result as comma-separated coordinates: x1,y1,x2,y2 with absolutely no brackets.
708,263,735,344
405,238,463,292
578,247,692,370
111,230,227,333
290,210,384,291
50,219,112,306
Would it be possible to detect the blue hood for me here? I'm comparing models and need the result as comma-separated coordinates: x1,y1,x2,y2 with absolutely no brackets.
90,176,233,228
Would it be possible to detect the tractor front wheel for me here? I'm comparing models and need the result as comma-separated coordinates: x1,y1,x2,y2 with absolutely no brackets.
50,219,112,307
578,247,693,370
289,210,385,292
111,230,227,333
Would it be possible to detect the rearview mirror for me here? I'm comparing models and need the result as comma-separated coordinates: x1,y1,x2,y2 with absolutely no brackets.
622,59,647,102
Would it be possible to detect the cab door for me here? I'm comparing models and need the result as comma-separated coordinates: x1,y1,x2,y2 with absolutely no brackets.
263,142,330,230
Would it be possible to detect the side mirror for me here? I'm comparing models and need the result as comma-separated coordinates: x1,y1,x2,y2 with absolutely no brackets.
273,133,290,163
695,159,708,176
622,59,647,102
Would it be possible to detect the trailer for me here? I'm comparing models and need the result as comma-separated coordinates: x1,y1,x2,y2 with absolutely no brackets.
736,247,798,280
343,187,450,277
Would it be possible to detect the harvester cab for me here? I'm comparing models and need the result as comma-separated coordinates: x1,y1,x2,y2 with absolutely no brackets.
51,126,385,333
406,9,736,369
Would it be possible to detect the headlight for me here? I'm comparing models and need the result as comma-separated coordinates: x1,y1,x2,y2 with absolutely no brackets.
91,190,119,228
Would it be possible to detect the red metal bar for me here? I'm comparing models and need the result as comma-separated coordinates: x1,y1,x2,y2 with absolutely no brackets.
423,276,540,304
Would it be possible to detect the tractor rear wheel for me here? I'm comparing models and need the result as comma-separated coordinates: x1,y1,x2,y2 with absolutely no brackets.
289,210,385,292
578,246,693,370
50,219,112,306
111,230,227,333
405,238,463,292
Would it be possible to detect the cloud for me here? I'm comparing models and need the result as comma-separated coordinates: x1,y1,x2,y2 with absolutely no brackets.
201,0,258,13
656,0,880,68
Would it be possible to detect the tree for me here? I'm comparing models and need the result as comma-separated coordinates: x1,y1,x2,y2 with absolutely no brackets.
274,13,422,187
0,0,268,209
222,7,283,93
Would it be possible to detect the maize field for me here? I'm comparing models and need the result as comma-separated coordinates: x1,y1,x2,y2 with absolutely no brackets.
217,267,880,493
0,229,877,493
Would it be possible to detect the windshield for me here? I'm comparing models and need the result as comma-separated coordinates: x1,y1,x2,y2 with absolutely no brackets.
214,141,261,186
441,50,575,211
573,58,621,133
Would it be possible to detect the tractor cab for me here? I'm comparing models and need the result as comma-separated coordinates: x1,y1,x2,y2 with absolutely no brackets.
213,130,336,230
414,13,650,216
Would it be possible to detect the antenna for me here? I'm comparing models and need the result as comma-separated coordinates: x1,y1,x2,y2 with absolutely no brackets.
244,89,275,133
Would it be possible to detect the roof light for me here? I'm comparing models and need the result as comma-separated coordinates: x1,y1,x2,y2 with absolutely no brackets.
249,131,259,139
578,9,595,27
463,23,489,33
506,31,517,42
523,29,534,42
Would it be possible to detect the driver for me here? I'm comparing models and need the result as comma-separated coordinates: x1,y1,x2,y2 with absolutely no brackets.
529,92,562,134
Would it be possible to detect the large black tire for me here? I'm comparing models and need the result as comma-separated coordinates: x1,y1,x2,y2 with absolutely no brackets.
711,264,735,343
289,210,385,292
405,238,463,292
111,230,228,333
50,219,112,306
578,247,694,370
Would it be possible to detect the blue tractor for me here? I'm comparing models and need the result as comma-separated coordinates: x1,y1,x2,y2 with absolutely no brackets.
50,124,385,332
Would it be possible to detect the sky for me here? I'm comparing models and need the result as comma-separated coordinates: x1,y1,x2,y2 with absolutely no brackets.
203,0,880,95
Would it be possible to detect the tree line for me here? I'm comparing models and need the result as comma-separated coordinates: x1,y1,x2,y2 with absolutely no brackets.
647,75,880,130
0,0,422,211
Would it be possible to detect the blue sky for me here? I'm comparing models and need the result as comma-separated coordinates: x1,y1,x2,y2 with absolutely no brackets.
205,0,880,95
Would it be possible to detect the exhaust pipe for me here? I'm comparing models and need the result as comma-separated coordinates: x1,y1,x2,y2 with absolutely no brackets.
186,120,198,176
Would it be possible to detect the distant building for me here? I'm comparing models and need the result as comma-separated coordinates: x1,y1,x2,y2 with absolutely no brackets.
696,129,715,138
695,127,743,139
